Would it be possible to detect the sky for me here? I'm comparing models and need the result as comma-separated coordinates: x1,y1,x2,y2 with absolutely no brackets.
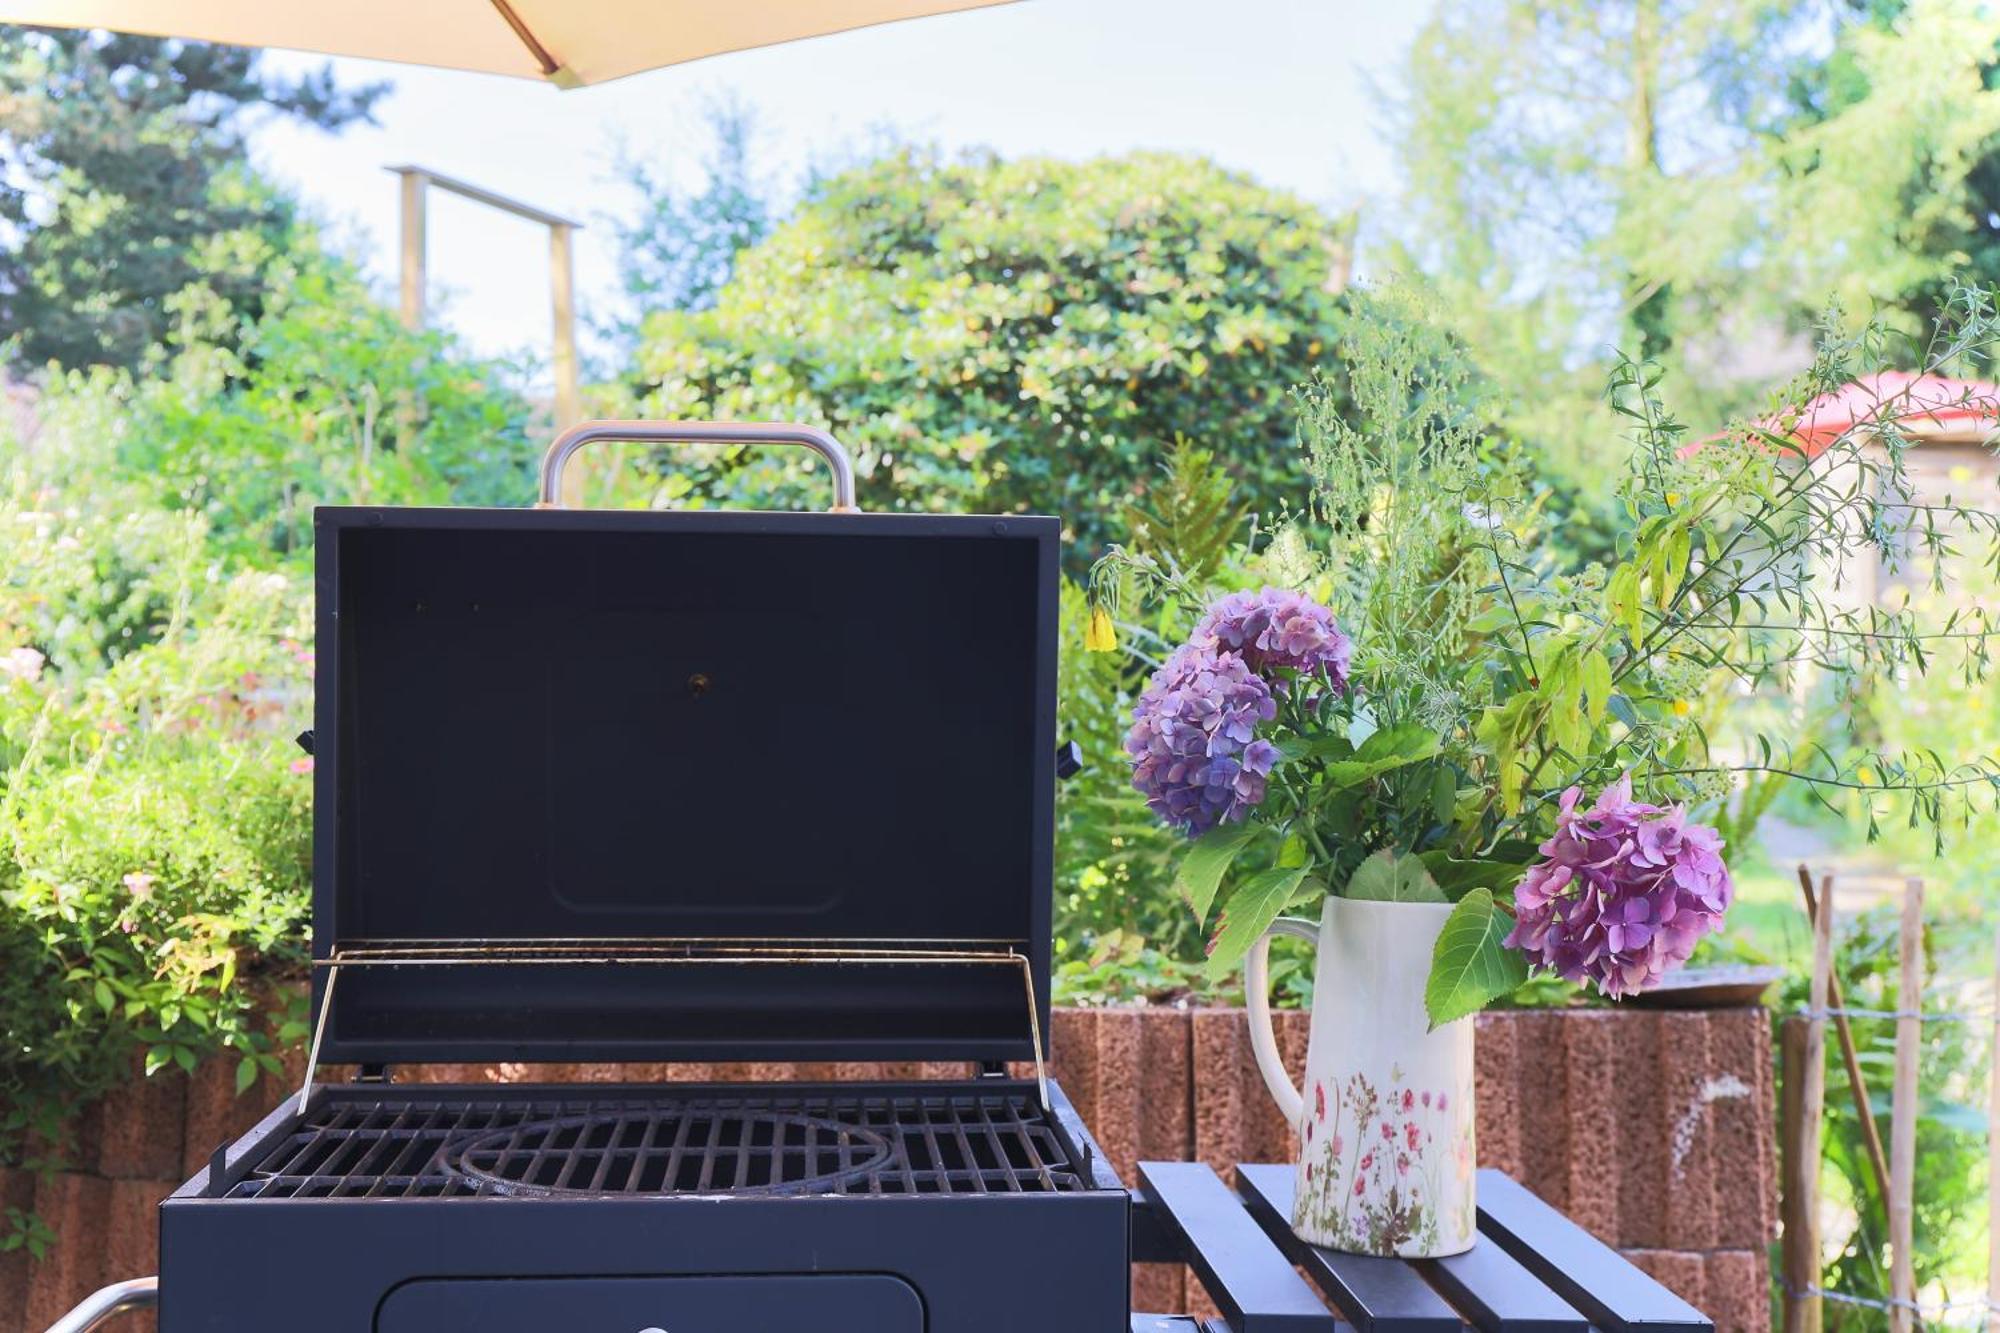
251,0,1435,380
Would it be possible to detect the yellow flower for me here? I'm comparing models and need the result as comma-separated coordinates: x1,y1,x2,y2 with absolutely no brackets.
1084,605,1119,653
1856,765,1876,786
1671,699,1691,717
1666,491,1682,507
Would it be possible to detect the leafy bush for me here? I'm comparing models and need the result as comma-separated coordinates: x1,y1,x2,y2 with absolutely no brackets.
631,148,1351,556
0,226,534,1179
0,500,312,1166
20,234,539,565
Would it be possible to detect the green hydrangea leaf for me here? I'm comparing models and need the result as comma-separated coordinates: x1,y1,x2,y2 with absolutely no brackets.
1425,889,1529,1029
1320,723,1441,788
1174,822,1260,923
1204,865,1311,980
1344,848,1446,902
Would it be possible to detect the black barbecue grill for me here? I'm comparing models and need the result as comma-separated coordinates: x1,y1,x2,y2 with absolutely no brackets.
48,421,1133,1333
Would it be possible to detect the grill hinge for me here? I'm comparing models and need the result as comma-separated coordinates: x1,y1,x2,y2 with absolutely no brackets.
977,1060,1009,1079
355,1063,392,1085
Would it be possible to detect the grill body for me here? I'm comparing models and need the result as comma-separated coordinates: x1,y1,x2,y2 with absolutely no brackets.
159,1079,1130,1333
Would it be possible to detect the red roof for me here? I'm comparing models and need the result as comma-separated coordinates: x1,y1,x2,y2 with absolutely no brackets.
1726,371,2000,459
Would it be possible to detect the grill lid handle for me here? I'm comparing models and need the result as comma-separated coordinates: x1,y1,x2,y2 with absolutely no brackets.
537,420,860,512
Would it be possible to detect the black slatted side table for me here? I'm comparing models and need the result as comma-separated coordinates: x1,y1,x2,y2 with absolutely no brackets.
1128,1165,1715,1333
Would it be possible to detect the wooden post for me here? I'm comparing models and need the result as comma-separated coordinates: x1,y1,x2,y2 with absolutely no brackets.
549,221,580,432
1780,1017,1818,1333
1889,878,1923,1333
1986,927,1999,1333
398,170,428,330
1785,875,1835,1333
1800,865,1895,1210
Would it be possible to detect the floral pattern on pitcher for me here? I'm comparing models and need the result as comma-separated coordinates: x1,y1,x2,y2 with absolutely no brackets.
1293,1062,1475,1256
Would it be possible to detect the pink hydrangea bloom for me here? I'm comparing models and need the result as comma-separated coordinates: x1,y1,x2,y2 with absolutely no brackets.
1505,776,1733,998
1125,645,1279,837
1194,586,1353,687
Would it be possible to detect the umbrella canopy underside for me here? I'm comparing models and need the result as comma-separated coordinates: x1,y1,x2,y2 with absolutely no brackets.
0,0,1014,87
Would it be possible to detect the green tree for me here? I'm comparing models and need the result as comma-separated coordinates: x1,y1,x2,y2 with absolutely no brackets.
632,148,1351,556
1391,0,2000,558
1774,0,2000,332
0,27,383,371
605,93,775,351
1396,0,2000,382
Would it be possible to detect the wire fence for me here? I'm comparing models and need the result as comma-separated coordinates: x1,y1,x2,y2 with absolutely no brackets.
1780,871,1997,1333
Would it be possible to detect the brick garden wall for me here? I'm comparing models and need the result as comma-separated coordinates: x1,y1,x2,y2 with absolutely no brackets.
3,1005,1774,1333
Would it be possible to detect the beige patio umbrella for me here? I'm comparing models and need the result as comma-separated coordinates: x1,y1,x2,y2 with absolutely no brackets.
0,0,1014,87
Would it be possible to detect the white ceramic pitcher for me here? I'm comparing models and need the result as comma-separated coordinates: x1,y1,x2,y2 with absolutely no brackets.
1244,895,1477,1257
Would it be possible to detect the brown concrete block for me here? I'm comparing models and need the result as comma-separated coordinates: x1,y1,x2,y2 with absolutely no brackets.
1069,1006,1194,1187
1191,1007,1302,1179
831,1062,894,1082
179,1056,236,1180
1137,1006,1194,1165
1556,1011,1626,1244
1092,1010,1146,1182
1191,1008,1251,1176
1473,1012,1522,1180
1657,1011,1716,1249
1616,1010,1670,1248
23,1172,110,1330
1621,1247,1770,1333
1049,1008,1100,1126
93,1067,188,1181
104,1179,174,1288
1701,1010,1777,1248
1623,1247,1707,1312
1131,1262,1186,1314
1697,1249,1769,1333
787,1064,843,1084
1507,1009,1572,1214
0,1165,36,1332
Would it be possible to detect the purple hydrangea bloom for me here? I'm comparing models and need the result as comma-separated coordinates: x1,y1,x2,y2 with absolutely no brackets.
1504,776,1733,998
1194,586,1353,688
1125,644,1281,838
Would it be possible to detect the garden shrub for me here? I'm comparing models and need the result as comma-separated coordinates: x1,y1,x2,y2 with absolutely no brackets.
21,235,540,566
0,231,534,1184
0,501,312,1171
631,148,1352,557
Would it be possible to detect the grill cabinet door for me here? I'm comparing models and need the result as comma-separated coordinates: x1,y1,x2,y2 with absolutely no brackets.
375,1273,924,1332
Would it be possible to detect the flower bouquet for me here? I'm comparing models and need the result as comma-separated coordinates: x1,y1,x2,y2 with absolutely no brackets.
1089,287,2000,1254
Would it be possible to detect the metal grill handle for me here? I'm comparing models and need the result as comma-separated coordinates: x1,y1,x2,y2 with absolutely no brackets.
43,1276,157,1332
538,420,859,512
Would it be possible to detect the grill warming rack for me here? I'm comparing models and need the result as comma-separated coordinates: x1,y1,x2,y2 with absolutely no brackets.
302,937,1050,1112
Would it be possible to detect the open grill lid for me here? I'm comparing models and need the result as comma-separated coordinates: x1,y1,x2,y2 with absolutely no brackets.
308,423,1058,1076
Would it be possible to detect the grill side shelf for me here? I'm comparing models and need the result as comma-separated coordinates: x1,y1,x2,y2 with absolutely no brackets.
1236,1163,1465,1333
1474,1170,1711,1333
1136,1161,1337,1333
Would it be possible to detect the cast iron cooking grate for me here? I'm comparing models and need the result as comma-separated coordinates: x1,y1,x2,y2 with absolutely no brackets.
227,1089,1088,1199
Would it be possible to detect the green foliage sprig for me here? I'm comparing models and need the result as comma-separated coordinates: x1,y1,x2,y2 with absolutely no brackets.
1097,282,2000,1023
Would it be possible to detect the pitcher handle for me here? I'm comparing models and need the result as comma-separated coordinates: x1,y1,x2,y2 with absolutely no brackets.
1243,916,1321,1128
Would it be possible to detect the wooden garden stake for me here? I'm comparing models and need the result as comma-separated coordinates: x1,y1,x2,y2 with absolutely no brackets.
1784,871,1835,1333
1780,1017,1817,1333
1798,865,1895,1212
1889,878,1923,1333
1986,928,1998,1333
